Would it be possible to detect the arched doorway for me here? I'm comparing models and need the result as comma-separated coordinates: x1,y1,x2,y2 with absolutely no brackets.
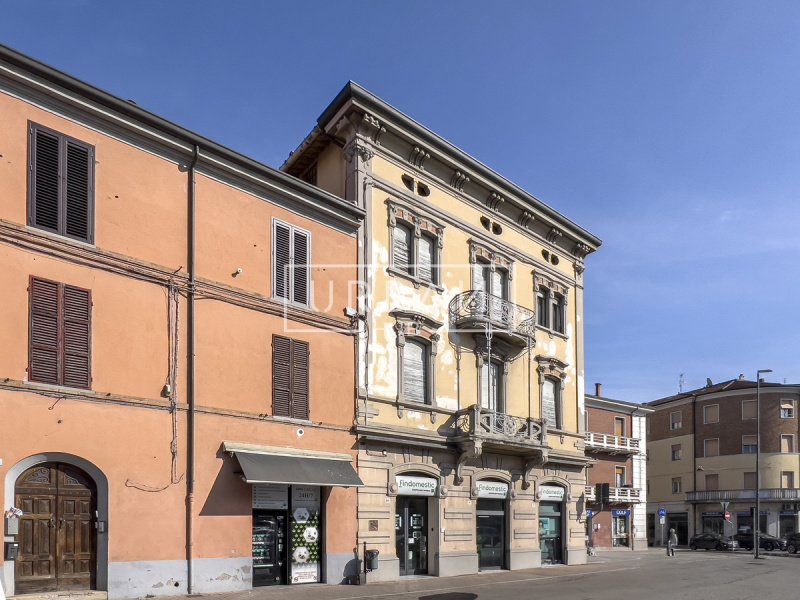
14,462,97,594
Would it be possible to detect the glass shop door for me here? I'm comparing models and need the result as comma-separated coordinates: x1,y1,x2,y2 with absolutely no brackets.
395,496,428,575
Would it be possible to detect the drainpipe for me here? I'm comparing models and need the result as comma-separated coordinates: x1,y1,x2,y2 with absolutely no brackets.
186,145,200,594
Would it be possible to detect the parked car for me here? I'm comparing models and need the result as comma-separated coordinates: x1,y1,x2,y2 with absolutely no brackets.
733,532,787,551
689,532,739,551
785,532,800,554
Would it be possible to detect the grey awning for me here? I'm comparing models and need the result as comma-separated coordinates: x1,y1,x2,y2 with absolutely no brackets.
225,444,363,488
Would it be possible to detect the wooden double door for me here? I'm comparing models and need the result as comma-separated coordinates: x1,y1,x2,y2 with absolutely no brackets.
15,463,97,593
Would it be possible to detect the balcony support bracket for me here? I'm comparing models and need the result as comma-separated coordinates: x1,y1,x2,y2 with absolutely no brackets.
454,440,482,486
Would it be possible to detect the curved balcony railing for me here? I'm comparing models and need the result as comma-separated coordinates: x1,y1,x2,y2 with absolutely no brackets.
454,404,546,446
448,290,536,338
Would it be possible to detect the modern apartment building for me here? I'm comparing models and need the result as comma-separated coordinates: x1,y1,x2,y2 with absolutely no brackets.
584,384,651,550
0,46,364,598
646,376,800,546
283,83,601,578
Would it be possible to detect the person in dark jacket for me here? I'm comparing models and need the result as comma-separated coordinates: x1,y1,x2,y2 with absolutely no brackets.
666,528,678,556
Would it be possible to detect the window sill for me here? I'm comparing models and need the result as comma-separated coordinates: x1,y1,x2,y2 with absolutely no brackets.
535,325,568,340
26,225,95,248
271,416,313,425
270,296,310,310
26,379,91,393
386,266,444,293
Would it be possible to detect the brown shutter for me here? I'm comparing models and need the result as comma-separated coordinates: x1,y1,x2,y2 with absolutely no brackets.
29,277,60,384
65,141,92,241
291,339,309,420
31,128,61,232
273,222,291,300
292,229,309,305
62,285,91,389
272,335,292,416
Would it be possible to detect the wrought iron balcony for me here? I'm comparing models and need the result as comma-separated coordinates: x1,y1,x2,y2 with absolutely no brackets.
453,404,547,455
584,432,641,454
585,485,642,503
448,290,536,343
688,489,800,503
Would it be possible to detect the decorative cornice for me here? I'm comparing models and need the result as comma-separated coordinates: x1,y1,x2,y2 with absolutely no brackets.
408,145,430,169
486,191,505,211
573,242,591,259
450,170,470,192
359,112,385,145
518,211,534,228
546,227,563,244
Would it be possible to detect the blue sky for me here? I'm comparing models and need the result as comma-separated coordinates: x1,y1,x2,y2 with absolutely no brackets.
3,1,799,402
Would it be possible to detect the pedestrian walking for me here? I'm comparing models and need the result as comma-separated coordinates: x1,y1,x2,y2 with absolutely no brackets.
666,528,678,557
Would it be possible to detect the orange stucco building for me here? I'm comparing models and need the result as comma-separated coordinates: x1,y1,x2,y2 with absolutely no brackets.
0,46,364,598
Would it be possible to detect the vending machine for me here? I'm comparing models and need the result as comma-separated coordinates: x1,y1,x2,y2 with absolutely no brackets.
252,511,287,586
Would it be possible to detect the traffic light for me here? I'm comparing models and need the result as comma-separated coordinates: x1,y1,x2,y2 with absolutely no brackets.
596,483,610,503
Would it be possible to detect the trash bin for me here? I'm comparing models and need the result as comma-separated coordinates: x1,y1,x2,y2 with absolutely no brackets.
365,549,380,571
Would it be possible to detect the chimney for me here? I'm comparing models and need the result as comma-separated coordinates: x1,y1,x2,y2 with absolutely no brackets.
595,383,602,397
738,374,745,381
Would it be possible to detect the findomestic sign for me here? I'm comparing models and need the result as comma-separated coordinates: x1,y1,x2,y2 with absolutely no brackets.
538,485,565,501
476,481,509,499
396,475,437,497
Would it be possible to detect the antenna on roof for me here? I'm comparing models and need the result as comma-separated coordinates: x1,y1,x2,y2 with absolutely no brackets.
679,373,685,393
706,378,713,387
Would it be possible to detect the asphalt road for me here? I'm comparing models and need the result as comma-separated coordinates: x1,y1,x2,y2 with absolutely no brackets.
164,550,797,600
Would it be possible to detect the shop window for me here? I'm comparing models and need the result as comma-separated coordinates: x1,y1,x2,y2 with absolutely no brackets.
29,277,92,389
273,219,310,306
387,201,444,288
671,477,682,494
742,399,757,420
28,123,94,243
670,411,682,430
671,444,682,461
703,404,719,424
704,438,719,457
781,434,795,454
272,335,309,420
742,435,758,454
780,399,796,419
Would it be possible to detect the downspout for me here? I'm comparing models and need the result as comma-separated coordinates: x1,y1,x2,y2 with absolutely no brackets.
691,393,697,541
186,145,200,594
361,171,371,426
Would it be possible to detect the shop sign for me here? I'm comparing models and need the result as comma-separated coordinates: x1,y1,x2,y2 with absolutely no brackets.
476,481,509,499
538,485,565,502
612,509,630,517
290,486,321,584
252,483,288,509
396,475,438,497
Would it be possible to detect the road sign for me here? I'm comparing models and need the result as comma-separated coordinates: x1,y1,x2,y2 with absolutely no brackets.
586,509,593,519
724,511,731,522
659,516,665,525
658,507,667,517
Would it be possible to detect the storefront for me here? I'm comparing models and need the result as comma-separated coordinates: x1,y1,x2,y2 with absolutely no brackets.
666,512,688,545
394,474,436,576
611,509,630,547
475,480,509,570
538,484,565,564
780,511,797,537
701,511,724,535
736,510,766,534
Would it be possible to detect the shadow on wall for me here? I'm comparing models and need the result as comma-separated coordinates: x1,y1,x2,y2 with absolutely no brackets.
419,594,478,600
199,449,251,516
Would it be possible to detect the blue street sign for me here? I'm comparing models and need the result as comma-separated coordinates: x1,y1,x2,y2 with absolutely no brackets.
658,507,667,517
612,509,631,517
586,509,593,519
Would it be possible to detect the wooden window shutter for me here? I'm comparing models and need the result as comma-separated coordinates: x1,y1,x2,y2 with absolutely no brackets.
31,128,61,232
417,235,434,283
62,285,91,389
65,141,92,240
291,339,309,420
403,340,427,404
273,222,291,300
272,335,292,417
29,277,60,384
292,229,309,305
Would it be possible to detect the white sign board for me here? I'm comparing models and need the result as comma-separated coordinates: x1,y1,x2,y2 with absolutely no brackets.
252,483,288,509
476,481,509,499
396,475,438,497
538,485,565,502
290,486,321,584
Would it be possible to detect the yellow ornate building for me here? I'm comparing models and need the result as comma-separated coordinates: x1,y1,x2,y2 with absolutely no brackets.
284,83,601,578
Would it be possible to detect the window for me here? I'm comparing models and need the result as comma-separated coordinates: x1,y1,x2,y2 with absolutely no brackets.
403,339,429,404
705,474,719,491
780,399,796,419
671,444,682,461
671,477,682,494
742,435,758,454
28,123,94,243
480,359,504,412
669,411,682,430
744,472,757,489
473,259,508,299
272,335,309,420
615,466,626,487
703,404,719,424
704,438,719,457
272,220,310,306
536,286,549,328
29,277,91,389
781,471,795,489
387,202,443,287
781,434,795,454
614,416,626,437
534,276,568,334
551,293,566,334
742,400,757,420
541,377,562,429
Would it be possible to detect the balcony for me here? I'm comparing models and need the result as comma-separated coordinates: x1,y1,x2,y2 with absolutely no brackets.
448,290,535,345
453,404,548,458
688,489,800,503
584,432,641,455
585,485,643,504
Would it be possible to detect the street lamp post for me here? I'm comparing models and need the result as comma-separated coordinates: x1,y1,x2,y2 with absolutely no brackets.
755,368,772,559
